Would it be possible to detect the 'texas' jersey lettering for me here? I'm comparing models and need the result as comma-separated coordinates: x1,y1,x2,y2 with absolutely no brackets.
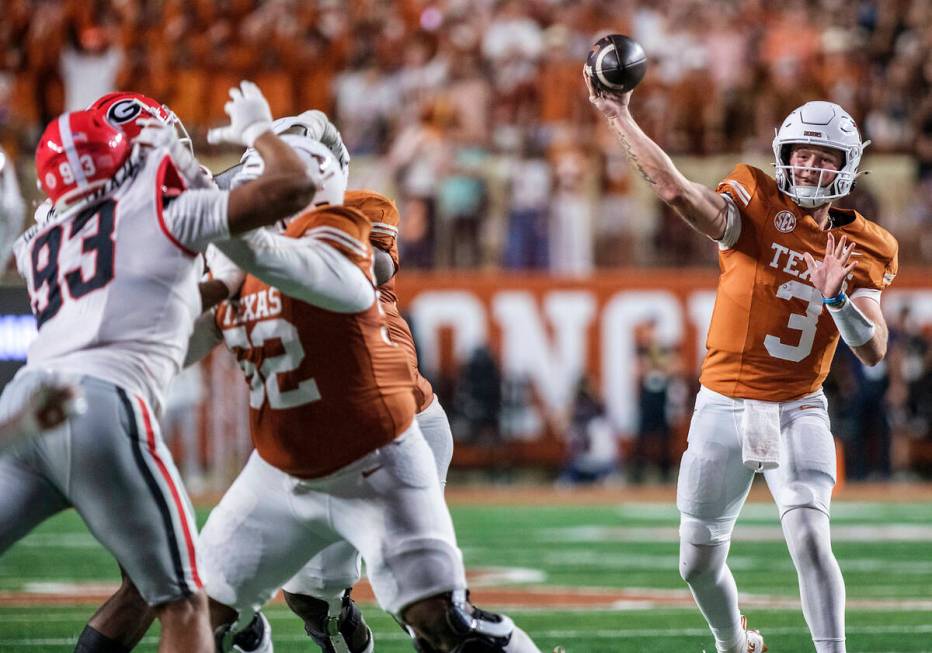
221,287,282,326
701,164,898,401
215,205,417,479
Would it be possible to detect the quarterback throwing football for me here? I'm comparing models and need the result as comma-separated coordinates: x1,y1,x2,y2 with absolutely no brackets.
587,67,897,653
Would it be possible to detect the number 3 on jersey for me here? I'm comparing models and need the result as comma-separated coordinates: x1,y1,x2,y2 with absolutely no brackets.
763,280,823,362
223,318,322,409
30,199,117,327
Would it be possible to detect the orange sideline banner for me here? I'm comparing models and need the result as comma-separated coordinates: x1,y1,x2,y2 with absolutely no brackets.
395,269,932,439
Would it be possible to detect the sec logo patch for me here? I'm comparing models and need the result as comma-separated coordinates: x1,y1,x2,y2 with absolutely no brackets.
773,210,797,233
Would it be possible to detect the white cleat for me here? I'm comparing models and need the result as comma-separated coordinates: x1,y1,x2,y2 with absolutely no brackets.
741,615,767,653
233,612,274,653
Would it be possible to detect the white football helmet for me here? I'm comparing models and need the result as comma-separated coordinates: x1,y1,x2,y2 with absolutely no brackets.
232,133,348,208
772,100,869,209
272,110,350,171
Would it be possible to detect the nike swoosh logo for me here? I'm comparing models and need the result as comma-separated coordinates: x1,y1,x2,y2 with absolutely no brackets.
361,465,383,478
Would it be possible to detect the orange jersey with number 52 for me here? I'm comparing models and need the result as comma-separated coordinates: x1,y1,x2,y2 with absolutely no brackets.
700,164,898,401
214,205,417,479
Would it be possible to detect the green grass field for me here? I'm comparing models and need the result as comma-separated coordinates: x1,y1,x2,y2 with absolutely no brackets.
2,493,931,652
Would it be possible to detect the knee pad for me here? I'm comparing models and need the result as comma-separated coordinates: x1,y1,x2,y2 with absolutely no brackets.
679,514,733,546
777,476,832,518
283,588,372,653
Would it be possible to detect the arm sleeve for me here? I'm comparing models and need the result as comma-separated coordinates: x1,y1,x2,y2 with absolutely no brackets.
184,310,223,367
712,193,742,250
162,189,230,254
212,229,376,313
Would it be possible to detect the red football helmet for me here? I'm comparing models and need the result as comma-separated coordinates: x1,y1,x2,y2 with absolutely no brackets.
35,109,132,213
89,91,192,151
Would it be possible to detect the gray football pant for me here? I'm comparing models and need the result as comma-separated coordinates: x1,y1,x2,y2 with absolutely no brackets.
0,372,201,605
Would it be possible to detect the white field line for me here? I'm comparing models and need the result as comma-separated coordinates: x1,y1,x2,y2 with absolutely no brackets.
613,502,932,522
540,523,932,543
5,623,932,646
542,550,932,575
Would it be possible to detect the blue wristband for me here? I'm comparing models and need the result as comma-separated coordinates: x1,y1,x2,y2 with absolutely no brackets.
822,291,847,306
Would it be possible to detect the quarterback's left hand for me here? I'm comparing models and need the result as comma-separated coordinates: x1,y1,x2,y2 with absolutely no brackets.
804,232,857,298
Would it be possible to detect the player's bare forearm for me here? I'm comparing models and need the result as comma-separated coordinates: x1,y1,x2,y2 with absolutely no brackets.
608,112,728,240
226,131,317,235
849,297,888,366
198,280,231,312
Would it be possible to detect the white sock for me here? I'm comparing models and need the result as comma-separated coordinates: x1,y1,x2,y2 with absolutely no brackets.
781,507,846,653
679,539,743,652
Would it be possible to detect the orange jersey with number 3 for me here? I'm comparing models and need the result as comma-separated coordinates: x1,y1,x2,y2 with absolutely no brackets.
215,205,417,479
700,164,898,401
344,190,435,412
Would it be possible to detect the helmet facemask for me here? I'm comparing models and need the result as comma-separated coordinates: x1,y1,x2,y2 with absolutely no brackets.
772,101,869,209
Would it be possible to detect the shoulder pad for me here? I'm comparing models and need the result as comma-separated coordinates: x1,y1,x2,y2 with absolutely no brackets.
287,205,372,262
716,163,766,208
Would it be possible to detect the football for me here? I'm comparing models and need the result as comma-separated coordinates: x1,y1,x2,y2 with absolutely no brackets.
585,34,647,93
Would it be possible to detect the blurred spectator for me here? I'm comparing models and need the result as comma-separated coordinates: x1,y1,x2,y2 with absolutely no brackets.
628,322,685,484
0,147,25,266
502,133,551,269
452,346,502,445
439,145,489,267
837,344,892,480
549,146,593,274
60,24,122,111
558,376,619,485
387,100,451,268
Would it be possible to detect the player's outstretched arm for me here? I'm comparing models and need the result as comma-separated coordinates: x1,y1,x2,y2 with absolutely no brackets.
206,81,319,235
804,233,888,366
585,74,729,240
212,230,375,313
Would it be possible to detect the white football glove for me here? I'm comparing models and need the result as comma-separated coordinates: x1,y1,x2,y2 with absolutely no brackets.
207,81,273,148
136,118,216,190
204,244,245,298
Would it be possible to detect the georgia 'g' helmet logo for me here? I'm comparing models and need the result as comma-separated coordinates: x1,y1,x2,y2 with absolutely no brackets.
107,99,142,124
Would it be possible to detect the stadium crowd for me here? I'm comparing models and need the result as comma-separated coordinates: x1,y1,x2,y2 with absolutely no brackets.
2,0,932,477
2,0,932,269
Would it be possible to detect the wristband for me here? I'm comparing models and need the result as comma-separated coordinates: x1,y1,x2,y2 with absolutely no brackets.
826,296,875,347
822,291,847,306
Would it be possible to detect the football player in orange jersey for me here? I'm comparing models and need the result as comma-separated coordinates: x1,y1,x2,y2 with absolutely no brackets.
587,72,897,653
187,127,540,653
263,187,456,653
